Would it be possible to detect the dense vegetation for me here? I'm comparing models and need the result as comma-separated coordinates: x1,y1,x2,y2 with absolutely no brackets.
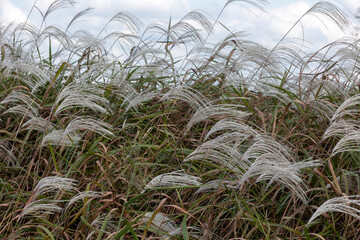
1,0,360,239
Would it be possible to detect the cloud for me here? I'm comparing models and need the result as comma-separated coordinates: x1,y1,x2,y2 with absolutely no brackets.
1,0,357,51
217,2,308,46
75,0,190,21
344,0,359,10
218,1,352,50
0,0,27,25
11,0,191,36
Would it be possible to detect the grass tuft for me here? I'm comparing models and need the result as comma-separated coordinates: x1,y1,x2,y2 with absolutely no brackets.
1,0,360,239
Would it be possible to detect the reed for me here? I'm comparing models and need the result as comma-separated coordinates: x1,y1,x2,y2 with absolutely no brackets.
1,0,360,239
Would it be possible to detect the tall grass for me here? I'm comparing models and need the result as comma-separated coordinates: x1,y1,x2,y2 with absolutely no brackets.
1,0,360,239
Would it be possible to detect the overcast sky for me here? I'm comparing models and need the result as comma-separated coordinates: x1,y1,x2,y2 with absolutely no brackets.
1,0,359,52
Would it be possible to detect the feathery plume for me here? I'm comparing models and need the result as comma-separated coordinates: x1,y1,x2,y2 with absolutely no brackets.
164,227,224,240
42,129,81,146
240,153,320,203
195,179,237,194
141,171,201,193
184,140,249,173
19,200,63,218
3,105,38,119
42,117,113,146
100,11,142,35
186,104,249,132
86,212,117,240
140,212,177,234
22,116,55,133
19,176,77,218
64,117,114,137
43,0,76,19
307,195,360,226
243,135,295,161
65,191,103,211
53,83,110,115
124,91,160,112
0,60,53,92
323,119,360,139
330,94,360,123
161,86,210,110
0,90,40,119
308,98,337,121
232,135,321,203
309,1,351,32
33,176,77,199
204,119,259,141
0,140,18,165
331,131,360,156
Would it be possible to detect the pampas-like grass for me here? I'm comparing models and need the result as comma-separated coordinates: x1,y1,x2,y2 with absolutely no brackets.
110,74,138,99
307,98,337,121
323,94,360,156
187,35,276,86
41,129,81,146
204,119,259,141
19,200,63,218
86,212,117,240
309,2,351,32
19,176,77,218
42,116,113,146
186,104,249,132
306,76,349,101
0,140,18,165
188,107,319,202
141,9,211,52
184,140,249,173
99,11,142,36
199,124,320,203
1,90,40,119
0,60,53,92
53,83,110,115
141,171,201,193
307,195,360,226
140,212,177,235
22,116,55,133
1,0,359,238
331,131,360,156
0,90,40,108
65,191,103,211
161,86,210,110
239,135,320,203
33,176,77,199
330,94,360,123
124,91,160,112
195,179,237,194
243,135,295,161
64,117,114,137
3,105,38,119
164,227,225,240
240,153,320,203
323,119,360,139
260,87,296,107
42,0,76,19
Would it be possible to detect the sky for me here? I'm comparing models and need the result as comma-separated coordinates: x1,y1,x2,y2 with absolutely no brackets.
0,0,359,52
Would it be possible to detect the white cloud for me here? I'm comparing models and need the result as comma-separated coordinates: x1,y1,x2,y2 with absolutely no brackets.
0,0,27,25
1,0,357,51
7,0,191,36
76,0,190,21
218,1,352,50
344,0,359,10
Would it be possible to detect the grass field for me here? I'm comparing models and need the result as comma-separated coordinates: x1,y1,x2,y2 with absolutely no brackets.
1,0,360,239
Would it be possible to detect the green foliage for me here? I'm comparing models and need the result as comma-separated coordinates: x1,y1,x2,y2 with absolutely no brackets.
1,0,360,239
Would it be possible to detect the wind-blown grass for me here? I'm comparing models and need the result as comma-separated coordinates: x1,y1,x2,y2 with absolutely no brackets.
1,0,360,239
